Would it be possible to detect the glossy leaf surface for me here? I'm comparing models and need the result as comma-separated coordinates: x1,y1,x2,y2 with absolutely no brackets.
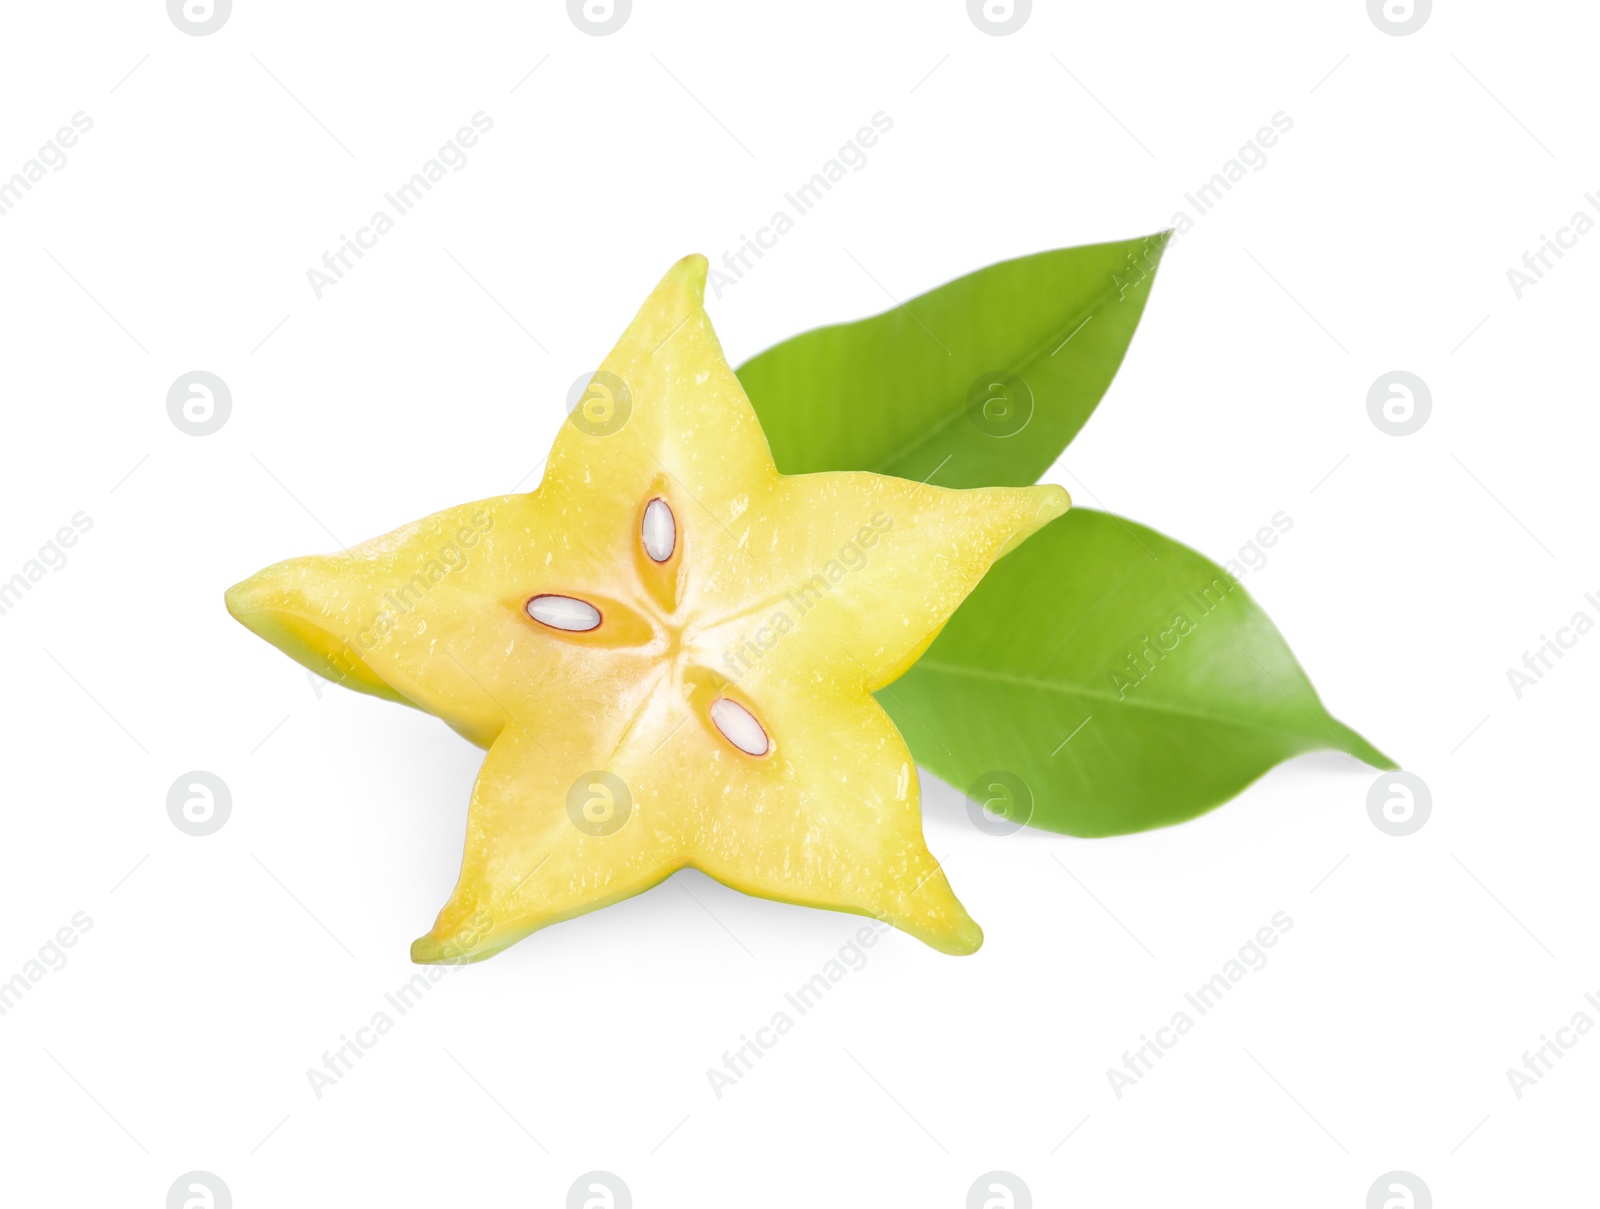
738,234,1169,488
877,509,1395,836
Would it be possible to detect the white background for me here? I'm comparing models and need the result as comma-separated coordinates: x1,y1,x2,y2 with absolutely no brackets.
1,1,1593,1205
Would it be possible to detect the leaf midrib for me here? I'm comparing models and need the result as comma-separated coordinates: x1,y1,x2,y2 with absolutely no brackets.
904,657,1329,747
865,268,1145,479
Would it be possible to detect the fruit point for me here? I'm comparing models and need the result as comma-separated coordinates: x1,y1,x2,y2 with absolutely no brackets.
226,254,1068,963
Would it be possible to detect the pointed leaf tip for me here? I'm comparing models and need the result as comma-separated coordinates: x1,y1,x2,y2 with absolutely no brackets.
879,509,1397,837
737,235,1169,485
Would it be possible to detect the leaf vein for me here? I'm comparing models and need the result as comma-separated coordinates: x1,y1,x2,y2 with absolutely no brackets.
904,659,1331,745
867,263,1157,480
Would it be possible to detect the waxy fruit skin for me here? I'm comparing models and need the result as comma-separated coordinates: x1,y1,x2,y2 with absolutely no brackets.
226,255,1068,962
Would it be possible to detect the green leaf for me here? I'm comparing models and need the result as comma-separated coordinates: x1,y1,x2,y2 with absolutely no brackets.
875,509,1395,837
737,234,1169,487
735,240,1391,835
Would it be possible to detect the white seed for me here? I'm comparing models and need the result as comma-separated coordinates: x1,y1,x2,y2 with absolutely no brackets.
526,594,601,632
710,698,769,756
641,498,676,562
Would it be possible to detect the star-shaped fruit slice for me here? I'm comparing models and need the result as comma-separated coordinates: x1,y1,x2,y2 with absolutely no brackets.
226,256,1068,962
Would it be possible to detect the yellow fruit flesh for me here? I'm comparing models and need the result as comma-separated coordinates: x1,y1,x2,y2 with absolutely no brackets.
226,255,1068,962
